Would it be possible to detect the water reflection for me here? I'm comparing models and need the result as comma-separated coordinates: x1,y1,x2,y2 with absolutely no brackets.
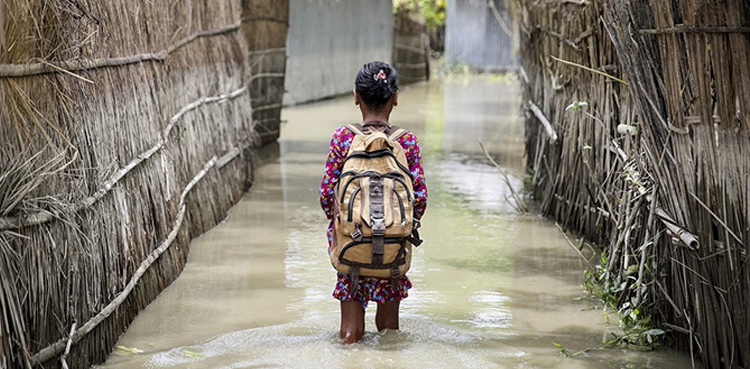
100,77,696,369
453,291,513,330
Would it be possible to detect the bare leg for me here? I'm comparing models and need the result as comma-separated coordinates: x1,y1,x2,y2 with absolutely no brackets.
375,300,400,331
340,300,365,344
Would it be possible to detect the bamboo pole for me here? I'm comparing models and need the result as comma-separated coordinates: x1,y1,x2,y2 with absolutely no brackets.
550,55,628,85
639,26,750,35
59,322,76,369
0,23,241,78
528,101,558,143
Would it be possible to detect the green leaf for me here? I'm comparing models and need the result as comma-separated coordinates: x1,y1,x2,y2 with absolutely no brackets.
183,350,206,358
116,346,144,356
645,329,665,336
565,100,589,111
552,341,570,357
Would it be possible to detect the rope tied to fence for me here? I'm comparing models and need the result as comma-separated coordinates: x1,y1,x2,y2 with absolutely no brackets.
0,22,241,78
0,87,247,232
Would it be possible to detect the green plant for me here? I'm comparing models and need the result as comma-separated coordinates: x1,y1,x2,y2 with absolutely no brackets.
552,341,571,357
583,249,665,351
393,0,446,32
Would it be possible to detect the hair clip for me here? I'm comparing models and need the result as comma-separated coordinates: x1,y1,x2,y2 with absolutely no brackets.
373,70,387,83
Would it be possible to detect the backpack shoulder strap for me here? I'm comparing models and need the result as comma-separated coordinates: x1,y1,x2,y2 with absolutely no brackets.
387,126,408,142
347,123,365,136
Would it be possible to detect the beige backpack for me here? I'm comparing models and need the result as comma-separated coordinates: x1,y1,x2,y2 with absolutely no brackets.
331,122,422,296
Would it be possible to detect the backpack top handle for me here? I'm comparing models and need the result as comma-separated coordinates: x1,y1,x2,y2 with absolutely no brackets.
350,122,406,140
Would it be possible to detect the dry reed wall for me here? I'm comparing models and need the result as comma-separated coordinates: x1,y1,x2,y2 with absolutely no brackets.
520,0,750,367
393,12,430,84
0,1,281,368
242,0,289,146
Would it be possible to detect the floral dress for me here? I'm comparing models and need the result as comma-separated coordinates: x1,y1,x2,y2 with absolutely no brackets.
320,125,427,306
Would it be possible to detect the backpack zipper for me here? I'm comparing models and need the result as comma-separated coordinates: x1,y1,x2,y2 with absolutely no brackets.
391,177,412,202
393,189,406,225
347,187,361,222
339,171,407,203
344,150,413,181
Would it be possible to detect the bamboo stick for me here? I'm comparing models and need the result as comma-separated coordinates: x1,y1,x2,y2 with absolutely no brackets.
639,26,750,35
240,16,289,25
59,322,76,369
248,73,286,82
488,0,514,38
528,101,558,143
556,223,595,267
638,190,699,249
0,23,241,78
252,103,283,112
550,55,628,85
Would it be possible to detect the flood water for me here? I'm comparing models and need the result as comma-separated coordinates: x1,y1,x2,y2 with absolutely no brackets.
101,77,695,369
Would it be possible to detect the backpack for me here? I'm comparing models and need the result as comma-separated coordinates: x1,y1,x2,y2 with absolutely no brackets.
330,122,423,297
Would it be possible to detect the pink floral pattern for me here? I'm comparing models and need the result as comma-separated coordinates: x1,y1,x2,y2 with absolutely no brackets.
332,273,412,308
320,125,427,304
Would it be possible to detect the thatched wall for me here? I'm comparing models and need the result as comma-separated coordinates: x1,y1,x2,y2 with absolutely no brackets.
520,0,630,246
242,0,289,146
520,0,750,367
0,1,269,368
393,11,430,84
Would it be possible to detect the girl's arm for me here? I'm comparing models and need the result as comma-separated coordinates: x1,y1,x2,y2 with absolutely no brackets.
400,132,427,220
320,126,353,220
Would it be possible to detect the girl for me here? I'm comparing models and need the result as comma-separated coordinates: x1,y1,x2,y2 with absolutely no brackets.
319,61,427,344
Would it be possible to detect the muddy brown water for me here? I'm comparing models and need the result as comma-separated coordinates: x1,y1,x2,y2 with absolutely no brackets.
100,77,695,369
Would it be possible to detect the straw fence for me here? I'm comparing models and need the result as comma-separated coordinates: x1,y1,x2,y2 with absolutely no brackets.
393,11,430,84
0,0,287,367
242,0,289,146
519,0,749,367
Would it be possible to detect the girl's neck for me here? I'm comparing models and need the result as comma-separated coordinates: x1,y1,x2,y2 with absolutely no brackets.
361,112,390,125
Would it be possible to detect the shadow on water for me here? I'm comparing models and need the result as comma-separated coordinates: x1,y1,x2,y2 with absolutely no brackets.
100,77,697,369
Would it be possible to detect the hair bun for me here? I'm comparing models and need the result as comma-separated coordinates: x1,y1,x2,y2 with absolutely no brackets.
355,62,399,111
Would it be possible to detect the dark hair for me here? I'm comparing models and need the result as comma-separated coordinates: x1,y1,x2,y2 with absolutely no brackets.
355,61,399,111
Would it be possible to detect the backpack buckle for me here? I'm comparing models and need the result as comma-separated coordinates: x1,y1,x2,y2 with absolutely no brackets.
351,222,363,242
371,217,386,236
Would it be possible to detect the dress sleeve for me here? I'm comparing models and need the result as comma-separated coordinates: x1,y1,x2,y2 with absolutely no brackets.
320,126,352,220
399,132,428,220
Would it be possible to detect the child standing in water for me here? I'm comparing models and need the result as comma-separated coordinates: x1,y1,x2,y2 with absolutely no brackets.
319,61,427,343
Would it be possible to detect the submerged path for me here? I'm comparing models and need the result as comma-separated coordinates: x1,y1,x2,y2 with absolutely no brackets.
101,78,694,368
